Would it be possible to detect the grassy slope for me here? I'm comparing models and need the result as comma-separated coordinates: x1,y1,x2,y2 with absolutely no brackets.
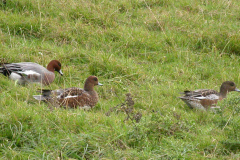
1,0,240,159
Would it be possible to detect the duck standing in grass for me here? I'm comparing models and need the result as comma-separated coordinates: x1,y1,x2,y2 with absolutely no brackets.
0,60,63,85
33,76,103,109
179,81,240,110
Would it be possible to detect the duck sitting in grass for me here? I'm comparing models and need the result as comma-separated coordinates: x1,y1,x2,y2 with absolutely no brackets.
0,60,63,85
33,76,103,109
179,81,240,111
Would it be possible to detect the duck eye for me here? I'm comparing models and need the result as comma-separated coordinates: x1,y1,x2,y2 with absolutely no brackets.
58,63,61,67
94,77,98,81
230,82,234,86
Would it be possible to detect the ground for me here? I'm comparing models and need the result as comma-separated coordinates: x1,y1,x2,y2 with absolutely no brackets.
0,0,240,159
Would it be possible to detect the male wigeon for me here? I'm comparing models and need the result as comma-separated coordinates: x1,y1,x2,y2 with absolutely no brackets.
179,81,240,110
0,60,63,85
33,76,103,109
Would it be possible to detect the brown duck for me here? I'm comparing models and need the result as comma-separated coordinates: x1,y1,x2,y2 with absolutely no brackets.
179,81,240,110
33,76,102,109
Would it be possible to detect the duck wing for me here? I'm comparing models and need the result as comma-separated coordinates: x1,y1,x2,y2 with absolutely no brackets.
56,87,85,99
1,62,45,79
180,89,219,100
33,87,84,101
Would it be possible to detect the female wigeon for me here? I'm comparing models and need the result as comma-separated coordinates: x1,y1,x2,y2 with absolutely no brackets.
0,60,63,85
179,81,240,110
33,76,103,109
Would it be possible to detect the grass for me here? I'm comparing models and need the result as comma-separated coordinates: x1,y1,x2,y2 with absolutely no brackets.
1,0,240,159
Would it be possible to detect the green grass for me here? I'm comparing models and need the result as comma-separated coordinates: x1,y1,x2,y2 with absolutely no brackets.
1,0,240,159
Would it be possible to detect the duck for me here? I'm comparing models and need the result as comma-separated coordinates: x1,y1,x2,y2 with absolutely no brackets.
0,60,63,85
179,81,240,110
33,76,103,109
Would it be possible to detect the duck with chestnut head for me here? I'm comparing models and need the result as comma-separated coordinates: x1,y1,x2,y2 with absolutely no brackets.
179,81,240,110
0,60,63,85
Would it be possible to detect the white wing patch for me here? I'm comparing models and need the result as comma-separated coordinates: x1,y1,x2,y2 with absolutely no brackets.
205,94,219,100
18,70,41,76
64,95,78,99
195,94,219,100
195,96,206,100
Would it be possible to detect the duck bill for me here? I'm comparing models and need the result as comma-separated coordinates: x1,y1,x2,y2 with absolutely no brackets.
58,70,63,76
98,82,103,86
235,88,240,92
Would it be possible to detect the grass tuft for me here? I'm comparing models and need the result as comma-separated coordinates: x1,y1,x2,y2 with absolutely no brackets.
1,0,240,159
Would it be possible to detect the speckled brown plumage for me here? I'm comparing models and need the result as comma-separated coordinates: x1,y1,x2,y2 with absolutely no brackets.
182,89,218,97
179,81,240,110
57,87,99,108
33,76,103,109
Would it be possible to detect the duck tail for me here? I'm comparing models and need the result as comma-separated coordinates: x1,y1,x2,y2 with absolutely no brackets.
36,89,52,96
33,89,53,101
0,64,11,76
0,67,3,74
33,95,48,101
